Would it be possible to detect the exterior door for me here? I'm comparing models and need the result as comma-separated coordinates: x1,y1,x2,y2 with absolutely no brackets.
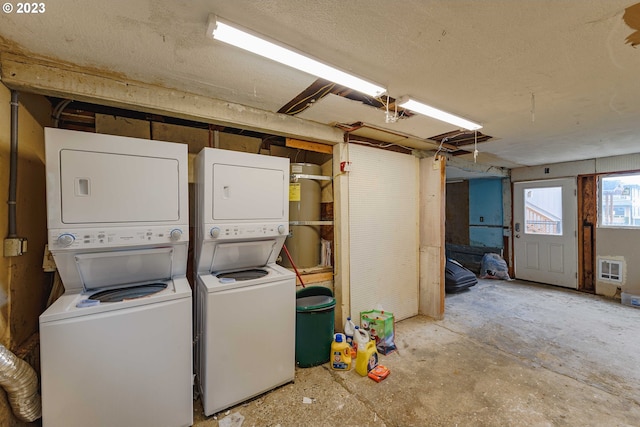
513,178,577,289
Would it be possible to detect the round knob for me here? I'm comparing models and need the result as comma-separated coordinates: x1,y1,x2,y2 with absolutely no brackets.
210,227,221,238
169,229,183,241
57,233,75,247
277,224,286,234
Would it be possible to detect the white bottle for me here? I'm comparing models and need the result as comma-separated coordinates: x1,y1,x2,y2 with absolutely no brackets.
344,317,356,347
353,326,370,352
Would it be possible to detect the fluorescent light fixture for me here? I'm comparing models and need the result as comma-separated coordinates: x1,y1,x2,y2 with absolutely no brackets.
207,15,386,97
397,97,482,130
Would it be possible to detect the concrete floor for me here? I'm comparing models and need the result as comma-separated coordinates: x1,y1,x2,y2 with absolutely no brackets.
193,279,640,427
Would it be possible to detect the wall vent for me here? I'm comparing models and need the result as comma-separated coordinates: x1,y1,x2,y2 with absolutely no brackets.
598,259,623,282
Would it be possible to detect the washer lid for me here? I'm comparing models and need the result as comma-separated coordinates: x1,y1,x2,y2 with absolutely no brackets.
75,247,173,291
209,240,279,272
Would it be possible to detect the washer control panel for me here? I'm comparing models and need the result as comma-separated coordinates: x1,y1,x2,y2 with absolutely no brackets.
49,225,187,250
206,223,287,240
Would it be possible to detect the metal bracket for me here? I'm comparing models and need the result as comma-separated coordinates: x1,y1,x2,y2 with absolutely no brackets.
290,174,332,183
289,221,334,226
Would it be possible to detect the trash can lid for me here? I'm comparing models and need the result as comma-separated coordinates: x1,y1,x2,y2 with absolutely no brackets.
296,295,335,311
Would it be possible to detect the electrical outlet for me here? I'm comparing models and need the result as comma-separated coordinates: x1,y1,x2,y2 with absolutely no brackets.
4,238,27,257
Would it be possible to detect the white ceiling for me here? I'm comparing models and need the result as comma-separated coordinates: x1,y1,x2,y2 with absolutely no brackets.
1,0,639,173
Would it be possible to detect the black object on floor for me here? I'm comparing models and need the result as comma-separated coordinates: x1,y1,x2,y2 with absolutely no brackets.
445,258,478,293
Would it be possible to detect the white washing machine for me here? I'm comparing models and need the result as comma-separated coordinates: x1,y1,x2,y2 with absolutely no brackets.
194,148,295,416
39,128,193,427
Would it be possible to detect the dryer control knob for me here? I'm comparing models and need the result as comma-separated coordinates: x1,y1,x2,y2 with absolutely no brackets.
210,227,221,238
169,229,183,241
57,233,75,247
277,224,286,234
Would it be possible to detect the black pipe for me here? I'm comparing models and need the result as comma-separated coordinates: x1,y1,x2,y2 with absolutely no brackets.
8,90,18,237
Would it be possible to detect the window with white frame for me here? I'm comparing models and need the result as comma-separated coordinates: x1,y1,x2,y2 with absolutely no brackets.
599,172,640,228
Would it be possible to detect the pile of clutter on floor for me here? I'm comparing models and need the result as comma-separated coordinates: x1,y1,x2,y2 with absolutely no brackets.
330,309,397,381
479,252,512,280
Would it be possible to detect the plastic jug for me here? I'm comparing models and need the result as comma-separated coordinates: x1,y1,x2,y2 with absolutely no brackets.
344,317,356,347
355,338,379,376
330,333,351,370
353,326,369,352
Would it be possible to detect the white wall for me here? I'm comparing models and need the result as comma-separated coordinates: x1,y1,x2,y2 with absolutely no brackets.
347,144,419,322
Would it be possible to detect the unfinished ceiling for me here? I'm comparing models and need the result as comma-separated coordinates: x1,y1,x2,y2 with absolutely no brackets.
1,0,639,172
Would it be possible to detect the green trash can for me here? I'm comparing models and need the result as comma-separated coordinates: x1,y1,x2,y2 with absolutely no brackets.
295,286,336,368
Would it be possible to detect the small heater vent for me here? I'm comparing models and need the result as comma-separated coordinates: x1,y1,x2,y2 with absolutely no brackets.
599,259,623,282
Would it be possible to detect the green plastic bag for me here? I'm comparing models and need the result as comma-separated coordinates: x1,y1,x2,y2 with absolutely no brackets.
360,309,397,355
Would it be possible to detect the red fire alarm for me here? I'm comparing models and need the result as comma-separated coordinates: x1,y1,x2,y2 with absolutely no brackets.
340,161,352,172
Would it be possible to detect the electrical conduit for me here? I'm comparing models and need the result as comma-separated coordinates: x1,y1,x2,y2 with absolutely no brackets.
8,90,19,238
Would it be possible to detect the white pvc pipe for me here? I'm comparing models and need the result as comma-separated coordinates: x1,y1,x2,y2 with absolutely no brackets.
0,344,41,422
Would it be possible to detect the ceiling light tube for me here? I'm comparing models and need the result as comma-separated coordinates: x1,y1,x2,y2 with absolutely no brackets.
397,97,482,130
207,15,387,97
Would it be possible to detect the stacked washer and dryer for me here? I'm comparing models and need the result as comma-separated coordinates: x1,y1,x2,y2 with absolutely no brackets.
39,129,296,425
39,128,193,427
194,148,296,416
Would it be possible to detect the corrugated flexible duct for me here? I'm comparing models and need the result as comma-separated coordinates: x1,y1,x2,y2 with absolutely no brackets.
0,344,41,422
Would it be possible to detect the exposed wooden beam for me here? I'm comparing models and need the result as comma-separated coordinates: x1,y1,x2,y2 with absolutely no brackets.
419,154,446,320
0,52,344,145
286,138,333,154
278,79,336,115
295,271,333,286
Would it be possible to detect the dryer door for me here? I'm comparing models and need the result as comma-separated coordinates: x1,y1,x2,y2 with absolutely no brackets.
211,163,285,221
60,150,180,224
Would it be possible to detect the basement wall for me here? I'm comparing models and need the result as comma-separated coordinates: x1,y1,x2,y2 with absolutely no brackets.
0,85,50,348
468,178,503,248
512,154,640,299
0,84,50,425
445,181,469,245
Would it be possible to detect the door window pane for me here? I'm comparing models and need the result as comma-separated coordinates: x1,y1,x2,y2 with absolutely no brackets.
524,187,562,235
600,173,640,228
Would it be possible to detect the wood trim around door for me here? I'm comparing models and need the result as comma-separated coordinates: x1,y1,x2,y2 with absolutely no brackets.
577,174,596,293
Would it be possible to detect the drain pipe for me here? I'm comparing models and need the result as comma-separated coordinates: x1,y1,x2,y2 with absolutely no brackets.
0,344,41,422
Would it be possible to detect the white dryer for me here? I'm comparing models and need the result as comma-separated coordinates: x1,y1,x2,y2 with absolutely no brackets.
194,148,295,416
39,128,193,427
